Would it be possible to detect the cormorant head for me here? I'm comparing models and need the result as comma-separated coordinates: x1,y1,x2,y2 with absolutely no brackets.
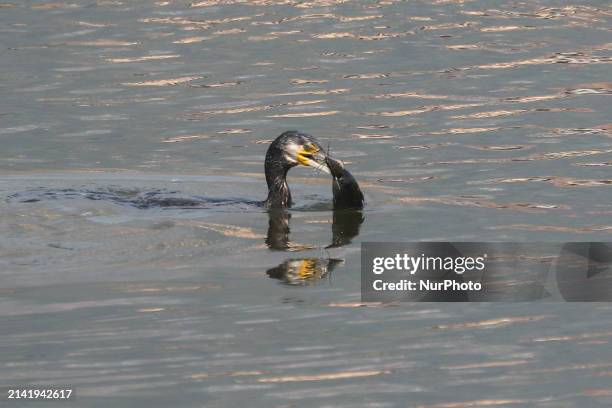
265,131,330,176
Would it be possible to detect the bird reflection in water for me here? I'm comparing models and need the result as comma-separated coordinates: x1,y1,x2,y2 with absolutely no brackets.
265,209,364,285
266,258,345,286
262,133,365,285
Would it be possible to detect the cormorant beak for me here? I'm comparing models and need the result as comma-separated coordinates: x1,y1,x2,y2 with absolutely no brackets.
296,145,330,174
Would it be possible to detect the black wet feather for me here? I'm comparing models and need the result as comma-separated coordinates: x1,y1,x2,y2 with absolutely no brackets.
326,156,365,210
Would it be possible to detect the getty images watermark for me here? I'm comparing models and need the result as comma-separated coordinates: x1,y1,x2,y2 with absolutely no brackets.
361,242,612,302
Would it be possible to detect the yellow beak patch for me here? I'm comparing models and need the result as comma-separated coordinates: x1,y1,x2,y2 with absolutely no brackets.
297,259,318,280
296,143,319,167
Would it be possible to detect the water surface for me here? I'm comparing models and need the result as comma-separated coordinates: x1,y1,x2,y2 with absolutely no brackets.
1,1,611,407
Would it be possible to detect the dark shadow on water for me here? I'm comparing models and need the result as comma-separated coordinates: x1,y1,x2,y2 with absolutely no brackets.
265,209,364,251
330,210,365,249
5,186,260,210
265,209,293,250
265,209,364,286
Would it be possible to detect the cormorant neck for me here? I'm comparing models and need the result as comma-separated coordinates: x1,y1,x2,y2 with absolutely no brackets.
265,161,292,208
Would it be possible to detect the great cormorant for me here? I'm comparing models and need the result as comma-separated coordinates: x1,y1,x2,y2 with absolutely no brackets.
264,130,364,210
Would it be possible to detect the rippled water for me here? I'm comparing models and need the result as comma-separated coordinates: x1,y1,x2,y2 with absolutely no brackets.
1,1,611,407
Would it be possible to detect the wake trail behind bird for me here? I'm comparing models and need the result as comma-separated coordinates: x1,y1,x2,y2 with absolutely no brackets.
5,187,261,210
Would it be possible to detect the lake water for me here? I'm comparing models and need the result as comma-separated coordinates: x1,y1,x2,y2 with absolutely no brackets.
1,1,611,407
